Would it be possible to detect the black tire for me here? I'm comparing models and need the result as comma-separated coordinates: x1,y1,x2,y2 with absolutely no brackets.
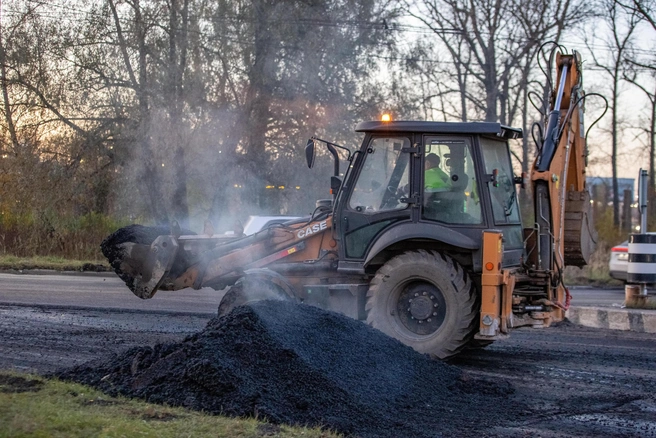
218,277,290,317
465,338,494,350
366,250,477,359
464,291,493,350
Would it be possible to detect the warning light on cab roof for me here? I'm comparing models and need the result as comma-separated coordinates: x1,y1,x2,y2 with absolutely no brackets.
381,113,392,122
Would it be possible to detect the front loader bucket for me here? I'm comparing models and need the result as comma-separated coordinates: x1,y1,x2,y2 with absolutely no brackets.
115,236,179,298
101,225,182,299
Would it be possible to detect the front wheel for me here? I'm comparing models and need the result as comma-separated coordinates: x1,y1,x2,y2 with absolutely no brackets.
366,250,477,359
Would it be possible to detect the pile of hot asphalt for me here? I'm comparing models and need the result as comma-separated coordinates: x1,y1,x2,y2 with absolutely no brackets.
57,301,517,437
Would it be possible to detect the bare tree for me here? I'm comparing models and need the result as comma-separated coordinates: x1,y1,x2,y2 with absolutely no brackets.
618,0,656,219
0,4,19,151
106,0,172,224
617,0,656,29
623,59,656,218
404,0,589,124
0,1,117,218
203,0,401,227
586,0,641,227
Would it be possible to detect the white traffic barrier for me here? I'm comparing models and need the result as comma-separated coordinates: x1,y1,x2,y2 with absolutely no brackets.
627,233,656,284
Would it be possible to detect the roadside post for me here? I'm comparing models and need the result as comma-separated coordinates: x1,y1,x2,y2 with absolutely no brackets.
626,169,652,305
639,168,648,233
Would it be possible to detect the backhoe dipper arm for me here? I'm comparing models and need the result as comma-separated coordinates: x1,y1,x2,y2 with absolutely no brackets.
530,50,595,303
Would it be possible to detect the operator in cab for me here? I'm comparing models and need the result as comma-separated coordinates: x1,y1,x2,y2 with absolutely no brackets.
424,153,451,191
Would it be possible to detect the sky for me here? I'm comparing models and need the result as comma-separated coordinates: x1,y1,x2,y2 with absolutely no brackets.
558,18,655,183
398,6,656,185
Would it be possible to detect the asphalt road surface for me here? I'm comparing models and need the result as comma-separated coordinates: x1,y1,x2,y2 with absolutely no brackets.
568,286,636,307
0,272,224,313
0,272,629,311
0,272,655,437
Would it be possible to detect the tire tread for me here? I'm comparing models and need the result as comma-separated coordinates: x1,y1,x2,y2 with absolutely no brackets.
366,250,477,359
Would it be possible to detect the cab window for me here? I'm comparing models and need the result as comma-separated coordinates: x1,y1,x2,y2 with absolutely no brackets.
422,137,482,224
349,137,410,214
480,137,520,224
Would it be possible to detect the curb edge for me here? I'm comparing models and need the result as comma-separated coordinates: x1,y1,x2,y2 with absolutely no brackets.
566,306,656,333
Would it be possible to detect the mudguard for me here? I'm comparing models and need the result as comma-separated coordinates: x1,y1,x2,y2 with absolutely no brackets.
363,222,480,266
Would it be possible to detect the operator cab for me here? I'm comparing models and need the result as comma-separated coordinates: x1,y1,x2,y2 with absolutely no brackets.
332,120,523,274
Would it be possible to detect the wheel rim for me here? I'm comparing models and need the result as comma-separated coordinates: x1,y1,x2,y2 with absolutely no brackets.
394,281,447,337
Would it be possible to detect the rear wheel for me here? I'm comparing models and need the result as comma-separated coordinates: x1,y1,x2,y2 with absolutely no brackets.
465,337,494,350
366,250,477,359
218,275,291,317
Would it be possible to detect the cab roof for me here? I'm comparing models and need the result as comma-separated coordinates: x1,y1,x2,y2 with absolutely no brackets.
355,121,523,139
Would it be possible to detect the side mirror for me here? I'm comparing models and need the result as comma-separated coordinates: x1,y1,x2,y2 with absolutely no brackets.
305,139,316,169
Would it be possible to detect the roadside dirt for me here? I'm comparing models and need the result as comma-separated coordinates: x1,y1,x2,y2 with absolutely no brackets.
0,374,44,393
1,301,655,437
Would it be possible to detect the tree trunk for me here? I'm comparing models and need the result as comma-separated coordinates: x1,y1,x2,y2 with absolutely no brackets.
109,0,168,224
137,0,168,224
0,18,19,151
242,2,274,205
168,0,190,229
611,63,620,228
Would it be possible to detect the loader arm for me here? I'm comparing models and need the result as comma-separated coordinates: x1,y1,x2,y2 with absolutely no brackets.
110,217,334,299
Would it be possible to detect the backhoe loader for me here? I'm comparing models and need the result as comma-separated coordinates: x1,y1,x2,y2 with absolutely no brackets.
103,49,596,359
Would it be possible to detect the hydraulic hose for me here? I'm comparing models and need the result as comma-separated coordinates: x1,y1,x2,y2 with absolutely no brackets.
536,61,570,172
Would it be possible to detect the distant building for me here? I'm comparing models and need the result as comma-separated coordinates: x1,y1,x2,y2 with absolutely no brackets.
586,177,635,202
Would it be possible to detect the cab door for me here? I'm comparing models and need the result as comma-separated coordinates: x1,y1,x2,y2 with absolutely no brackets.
420,136,483,226
336,134,416,261
479,136,524,266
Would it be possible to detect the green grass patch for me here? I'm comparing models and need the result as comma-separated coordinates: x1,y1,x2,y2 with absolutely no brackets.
0,371,339,438
0,255,109,272
0,212,132,261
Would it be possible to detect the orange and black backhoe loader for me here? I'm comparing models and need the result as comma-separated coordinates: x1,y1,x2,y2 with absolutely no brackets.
104,49,596,359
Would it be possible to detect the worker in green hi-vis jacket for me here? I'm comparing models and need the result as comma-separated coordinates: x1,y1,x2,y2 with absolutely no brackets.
424,153,451,191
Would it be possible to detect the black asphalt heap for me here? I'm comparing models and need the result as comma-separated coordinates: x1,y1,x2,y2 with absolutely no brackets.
57,301,517,438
